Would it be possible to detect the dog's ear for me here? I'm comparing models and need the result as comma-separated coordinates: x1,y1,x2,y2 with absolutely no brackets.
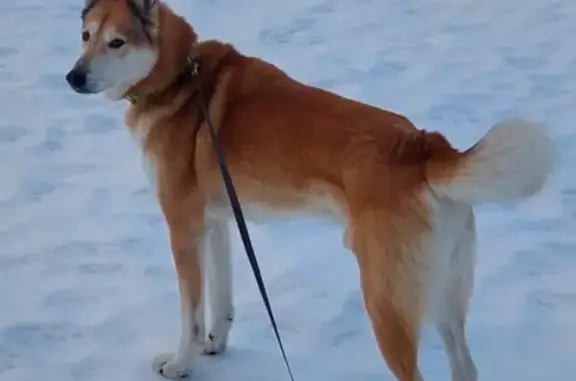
82,0,98,19
130,0,158,14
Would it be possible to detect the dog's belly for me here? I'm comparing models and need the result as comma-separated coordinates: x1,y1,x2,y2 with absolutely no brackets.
205,193,345,226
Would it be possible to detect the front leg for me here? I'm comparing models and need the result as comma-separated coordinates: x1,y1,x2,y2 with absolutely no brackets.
203,217,234,355
153,205,207,379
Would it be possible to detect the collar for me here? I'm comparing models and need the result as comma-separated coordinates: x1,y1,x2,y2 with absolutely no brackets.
124,56,201,105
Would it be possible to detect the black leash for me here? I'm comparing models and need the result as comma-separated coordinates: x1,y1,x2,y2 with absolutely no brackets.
193,61,296,381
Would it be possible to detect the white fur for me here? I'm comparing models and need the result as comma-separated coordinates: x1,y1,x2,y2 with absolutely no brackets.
203,217,234,354
102,26,124,42
206,190,344,226
130,114,158,188
195,243,207,344
141,154,157,192
83,21,99,36
153,217,234,377
153,239,207,379
424,192,478,381
84,27,158,98
431,118,555,203
152,298,203,378
207,201,288,225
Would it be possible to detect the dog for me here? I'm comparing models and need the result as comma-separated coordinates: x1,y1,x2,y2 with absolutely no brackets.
66,1,555,380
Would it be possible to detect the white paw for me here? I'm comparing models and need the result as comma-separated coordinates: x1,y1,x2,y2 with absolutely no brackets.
152,353,192,380
202,332,228,355
202,314,233,356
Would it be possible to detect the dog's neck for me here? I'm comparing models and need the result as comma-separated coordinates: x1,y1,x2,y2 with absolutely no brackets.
123,55,199,107
122,3,198,105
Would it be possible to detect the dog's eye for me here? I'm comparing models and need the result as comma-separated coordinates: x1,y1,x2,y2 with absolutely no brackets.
82,31,90,42
108,38,126,49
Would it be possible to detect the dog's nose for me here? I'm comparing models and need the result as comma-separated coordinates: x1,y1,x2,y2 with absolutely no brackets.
66,68,87,91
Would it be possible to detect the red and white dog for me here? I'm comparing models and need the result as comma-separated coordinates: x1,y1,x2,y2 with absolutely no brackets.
66,1,555,380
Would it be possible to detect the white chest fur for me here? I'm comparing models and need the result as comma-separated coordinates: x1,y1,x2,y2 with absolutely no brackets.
129,113,159,188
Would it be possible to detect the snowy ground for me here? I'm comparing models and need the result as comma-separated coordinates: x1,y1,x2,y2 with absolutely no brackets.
1,0,575,380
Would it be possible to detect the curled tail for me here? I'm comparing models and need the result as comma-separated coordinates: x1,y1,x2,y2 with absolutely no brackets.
425,118,555,204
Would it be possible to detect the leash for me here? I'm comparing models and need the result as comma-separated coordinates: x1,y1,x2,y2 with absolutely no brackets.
192,60,296,381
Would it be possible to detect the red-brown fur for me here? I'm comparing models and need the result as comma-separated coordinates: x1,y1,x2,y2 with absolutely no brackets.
71,1,553,380
79,1,462,380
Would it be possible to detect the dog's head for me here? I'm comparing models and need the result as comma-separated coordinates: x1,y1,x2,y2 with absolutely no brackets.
66,0,160,99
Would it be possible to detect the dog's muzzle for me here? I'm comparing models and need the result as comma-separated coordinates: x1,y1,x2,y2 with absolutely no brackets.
66,63,90,94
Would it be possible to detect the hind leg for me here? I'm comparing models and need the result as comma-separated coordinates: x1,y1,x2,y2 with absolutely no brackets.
437,301,477,381
436,212,478,381
437,315,476,381
364,291,423,381
351,217,424,381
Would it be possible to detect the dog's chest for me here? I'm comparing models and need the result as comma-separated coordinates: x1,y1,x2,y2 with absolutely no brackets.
128,111,157,147
127,111,164,186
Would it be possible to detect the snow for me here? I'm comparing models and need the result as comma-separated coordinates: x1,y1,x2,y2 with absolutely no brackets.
0,0,575,380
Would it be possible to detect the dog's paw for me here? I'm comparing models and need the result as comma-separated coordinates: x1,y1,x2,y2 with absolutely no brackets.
202,314,233,356
202,332,229,355
152,353,192,380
